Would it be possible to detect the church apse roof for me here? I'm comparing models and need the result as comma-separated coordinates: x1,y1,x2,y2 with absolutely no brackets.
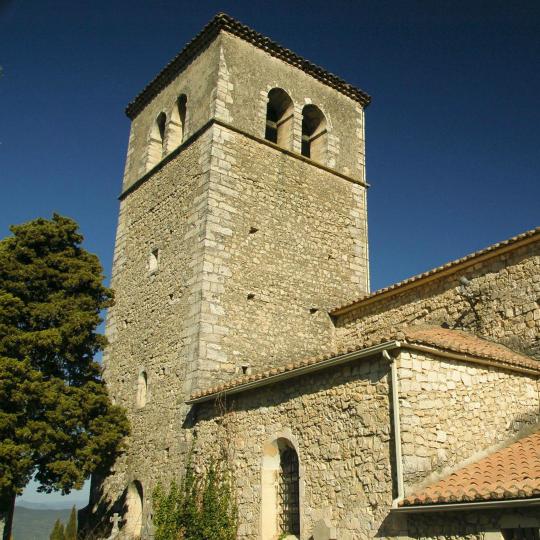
187,325,540,404
399,429,540,507
125,12,371,119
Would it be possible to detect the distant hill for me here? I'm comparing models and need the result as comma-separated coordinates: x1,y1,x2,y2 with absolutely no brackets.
13,505,72,540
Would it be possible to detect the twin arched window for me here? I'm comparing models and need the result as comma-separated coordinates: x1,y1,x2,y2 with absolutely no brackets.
146,94,188,171
264,88,328,165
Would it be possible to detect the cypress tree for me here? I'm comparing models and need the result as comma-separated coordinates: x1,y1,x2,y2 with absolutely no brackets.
49,519,65,540
64,506,77,540
0,215,129,540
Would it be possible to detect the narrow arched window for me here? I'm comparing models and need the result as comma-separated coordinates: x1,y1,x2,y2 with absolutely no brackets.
278,446,300,536
301,104,327,163
167,94,187,152
265,88,294,149
125,480,144,538
136,371,147,408
146,112,166,170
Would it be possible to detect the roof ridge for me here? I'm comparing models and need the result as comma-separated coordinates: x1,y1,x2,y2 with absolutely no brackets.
125,12,371,119
331,226,540,315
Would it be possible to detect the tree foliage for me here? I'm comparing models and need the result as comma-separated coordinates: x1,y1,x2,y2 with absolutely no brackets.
153,455,237,540
64,506,77,540
0,214,129,536
49,519,65,540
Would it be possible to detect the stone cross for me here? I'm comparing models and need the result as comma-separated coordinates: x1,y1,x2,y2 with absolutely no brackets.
110,513,122,534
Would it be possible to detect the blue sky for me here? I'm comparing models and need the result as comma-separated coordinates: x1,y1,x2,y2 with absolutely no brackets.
2,0,539,507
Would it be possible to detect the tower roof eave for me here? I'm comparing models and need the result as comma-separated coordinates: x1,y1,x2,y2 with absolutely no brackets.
125,12,372,119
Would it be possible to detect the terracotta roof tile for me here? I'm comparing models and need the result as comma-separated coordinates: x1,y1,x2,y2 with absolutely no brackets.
126,12,371,119
400,431,540,506
402,326,540,373
331,227,540,315
188,326,539,402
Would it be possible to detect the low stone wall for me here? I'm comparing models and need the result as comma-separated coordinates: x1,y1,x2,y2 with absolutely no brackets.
396,349,540,488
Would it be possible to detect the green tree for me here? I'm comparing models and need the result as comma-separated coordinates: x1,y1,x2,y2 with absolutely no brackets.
0,214,129,540
64,506,77,540
49,519,65,540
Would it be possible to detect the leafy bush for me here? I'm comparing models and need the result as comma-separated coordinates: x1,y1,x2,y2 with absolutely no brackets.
153,456,237,540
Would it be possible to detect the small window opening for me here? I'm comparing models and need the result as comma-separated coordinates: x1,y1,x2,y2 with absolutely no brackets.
167,94,187,152
249,226,259,234
149,248,159,274
136,371,147,408
309,308,318,314
278,446,300,536
247,293,255,300
265,89,294,149
241,364,251,375
301,104,327,163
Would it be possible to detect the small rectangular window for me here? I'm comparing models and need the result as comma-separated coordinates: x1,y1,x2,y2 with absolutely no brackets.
149,248,159,274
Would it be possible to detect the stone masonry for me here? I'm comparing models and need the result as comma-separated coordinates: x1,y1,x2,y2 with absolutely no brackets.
93,13,540,540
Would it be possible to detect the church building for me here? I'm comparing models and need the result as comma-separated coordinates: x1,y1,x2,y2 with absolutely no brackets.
89,13,540,540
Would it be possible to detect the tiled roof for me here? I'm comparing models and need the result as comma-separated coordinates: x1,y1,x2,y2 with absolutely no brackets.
126,12,371,119
331,227,540,316
400,430,540,506
188,326,540,402
402,326,540,373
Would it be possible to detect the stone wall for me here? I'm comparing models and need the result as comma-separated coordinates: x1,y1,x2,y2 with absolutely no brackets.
219,33,366,180
335,239,540,359
195,123,368,385
122,38,221,189
98,132,214,528
404,507,540,540
192,356,393,540
396,349,540,488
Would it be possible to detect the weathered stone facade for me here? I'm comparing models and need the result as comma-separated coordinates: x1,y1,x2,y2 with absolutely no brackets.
193,357,393,540
93,13,540,540
396,350,539,488
188,347,539,539
334,239,540,359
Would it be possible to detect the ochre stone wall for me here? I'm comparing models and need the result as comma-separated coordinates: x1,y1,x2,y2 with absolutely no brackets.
219,33,366,180
98,132,214,527
396,350,539,488
122,37,221,189
335,240,540,359
192,357,392,540
405,507,540,540
196,123,368,383
188,349,539,540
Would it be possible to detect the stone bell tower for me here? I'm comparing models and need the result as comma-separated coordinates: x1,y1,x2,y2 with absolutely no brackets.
93,13,371,535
